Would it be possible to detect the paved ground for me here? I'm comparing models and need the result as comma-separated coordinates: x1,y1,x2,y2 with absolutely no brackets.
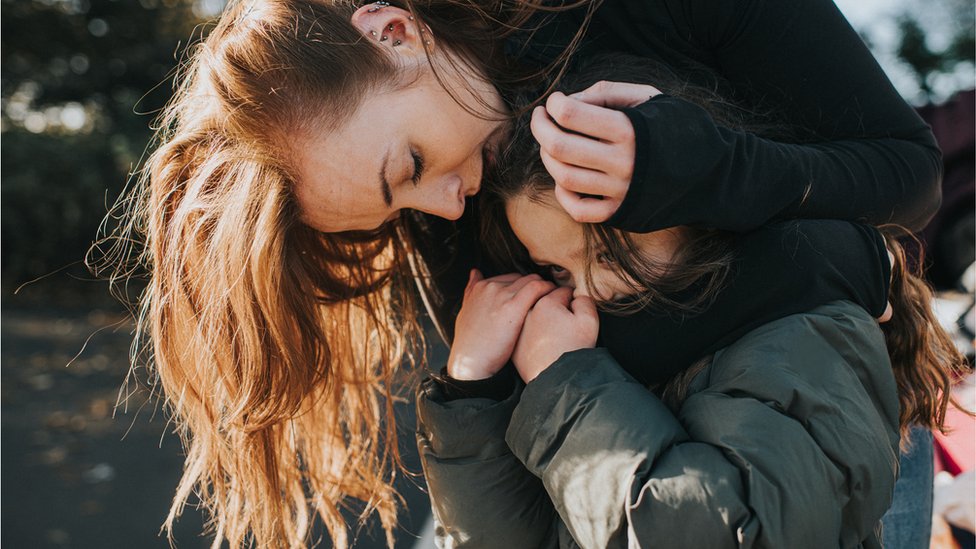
1,303,435,548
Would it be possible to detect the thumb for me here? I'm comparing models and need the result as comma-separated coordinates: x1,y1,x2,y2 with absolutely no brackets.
570,294,598,320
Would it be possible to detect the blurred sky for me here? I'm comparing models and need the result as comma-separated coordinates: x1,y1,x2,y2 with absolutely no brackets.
835,0,975,104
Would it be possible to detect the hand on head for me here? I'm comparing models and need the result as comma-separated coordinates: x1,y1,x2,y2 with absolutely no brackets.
532,81,662,223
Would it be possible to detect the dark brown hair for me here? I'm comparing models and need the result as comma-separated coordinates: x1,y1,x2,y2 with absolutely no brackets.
880,227,970,443
482,54,771,313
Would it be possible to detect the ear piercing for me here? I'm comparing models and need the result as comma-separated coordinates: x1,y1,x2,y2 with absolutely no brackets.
393,40,402,46
379,24,395,42
367,1,390,13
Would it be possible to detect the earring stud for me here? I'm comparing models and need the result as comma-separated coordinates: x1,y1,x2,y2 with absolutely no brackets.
367,1,390,13
393,39,402,46
380,35,388,41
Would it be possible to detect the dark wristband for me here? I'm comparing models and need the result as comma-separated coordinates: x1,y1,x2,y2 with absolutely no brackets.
435,363,518,401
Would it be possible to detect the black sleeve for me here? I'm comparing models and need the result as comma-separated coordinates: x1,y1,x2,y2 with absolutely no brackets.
607,95,938,233
435,363,519,402
591,0,941,232
599,220,892,386
416,378,563,549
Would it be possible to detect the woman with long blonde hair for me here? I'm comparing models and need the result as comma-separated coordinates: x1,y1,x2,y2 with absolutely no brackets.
92,0,944,546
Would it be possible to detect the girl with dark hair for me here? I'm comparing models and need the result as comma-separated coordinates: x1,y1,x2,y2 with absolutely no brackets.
415,55,966,548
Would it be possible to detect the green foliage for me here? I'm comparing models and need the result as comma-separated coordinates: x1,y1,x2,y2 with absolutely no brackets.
893,1,975,100
1,0,208,298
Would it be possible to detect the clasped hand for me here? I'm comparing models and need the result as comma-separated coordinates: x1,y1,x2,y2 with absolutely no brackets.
447,270,599,384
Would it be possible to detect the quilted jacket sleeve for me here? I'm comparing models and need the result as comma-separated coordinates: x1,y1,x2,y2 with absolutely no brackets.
506,301,901,548
416,377,572,548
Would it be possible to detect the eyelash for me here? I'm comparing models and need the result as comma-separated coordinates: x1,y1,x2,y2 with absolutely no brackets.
548,265,570,282
411,150,425,186
545,251,613,280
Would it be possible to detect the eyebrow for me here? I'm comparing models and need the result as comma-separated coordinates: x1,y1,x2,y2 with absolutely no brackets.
379,150,393,207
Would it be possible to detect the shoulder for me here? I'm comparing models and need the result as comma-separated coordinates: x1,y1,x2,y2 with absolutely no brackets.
684,300,900,442
714,300,887,372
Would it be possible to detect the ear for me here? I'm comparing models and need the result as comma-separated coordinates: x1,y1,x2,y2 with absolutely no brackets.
350,3,429,57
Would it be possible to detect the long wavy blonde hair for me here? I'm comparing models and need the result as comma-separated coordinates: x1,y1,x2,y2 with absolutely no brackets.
88,0,601,545
93,1,425,546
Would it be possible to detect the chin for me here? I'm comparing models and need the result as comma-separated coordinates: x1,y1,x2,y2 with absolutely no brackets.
443,209,465,221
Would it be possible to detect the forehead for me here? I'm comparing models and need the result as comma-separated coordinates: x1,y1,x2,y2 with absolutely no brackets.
291,94,403,232
298,99,393,187
506,193,585,259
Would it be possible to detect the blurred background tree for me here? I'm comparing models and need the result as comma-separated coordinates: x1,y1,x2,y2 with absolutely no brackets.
844,0,975,105
1,0,221,303
0,1,971,548
1,0,973,302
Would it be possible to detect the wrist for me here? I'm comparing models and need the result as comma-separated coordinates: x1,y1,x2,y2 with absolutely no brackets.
447,352,501,381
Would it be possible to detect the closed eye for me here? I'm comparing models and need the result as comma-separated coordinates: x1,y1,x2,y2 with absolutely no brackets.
411,150,425,186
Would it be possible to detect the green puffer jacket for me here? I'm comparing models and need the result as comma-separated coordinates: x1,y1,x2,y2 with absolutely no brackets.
416,301,901,548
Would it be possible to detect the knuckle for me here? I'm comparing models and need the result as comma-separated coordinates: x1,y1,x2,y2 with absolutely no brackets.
560,170,585,189
527,279,552,293
546,163,567,185
575,210,597,223
607,115,634,142
597,201,616,217
546,137,570,160
565,205,587,222
549,98,577,124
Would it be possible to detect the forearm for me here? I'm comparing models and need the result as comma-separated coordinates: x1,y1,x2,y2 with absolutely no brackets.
609,96,940,233
416,376,560,548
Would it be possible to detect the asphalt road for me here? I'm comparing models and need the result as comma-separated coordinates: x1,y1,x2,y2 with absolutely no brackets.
1,304,436,548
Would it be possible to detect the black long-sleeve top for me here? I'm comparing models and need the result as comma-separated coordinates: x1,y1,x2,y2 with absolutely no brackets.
520,0,942,232
410,0,935,386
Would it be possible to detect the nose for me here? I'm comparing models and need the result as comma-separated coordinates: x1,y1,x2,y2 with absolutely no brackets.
571,276,590,299
573,269,617,301
409,151,485,220
456,142,485,198
408,174,465,220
